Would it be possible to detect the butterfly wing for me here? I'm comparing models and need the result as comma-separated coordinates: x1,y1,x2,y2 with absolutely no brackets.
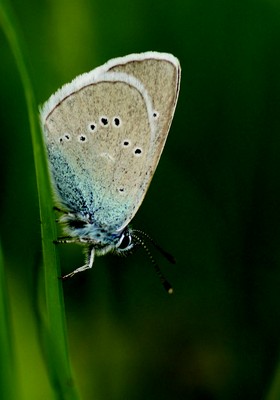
103,52,181,173
41,52,180,233
42,74,156,231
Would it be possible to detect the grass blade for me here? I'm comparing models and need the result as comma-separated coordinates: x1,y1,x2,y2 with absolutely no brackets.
0,1,80,398
0,242,17,400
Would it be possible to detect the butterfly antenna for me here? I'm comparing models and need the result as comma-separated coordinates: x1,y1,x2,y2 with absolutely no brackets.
132,233,173,294
132,229,176,264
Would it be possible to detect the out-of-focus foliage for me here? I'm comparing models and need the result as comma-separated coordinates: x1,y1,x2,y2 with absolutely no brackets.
1,0,280,399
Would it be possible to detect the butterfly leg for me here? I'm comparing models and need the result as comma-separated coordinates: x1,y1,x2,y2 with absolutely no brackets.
53,206,68,213
54,237,78,244
55,237,94,245
60,246,95,279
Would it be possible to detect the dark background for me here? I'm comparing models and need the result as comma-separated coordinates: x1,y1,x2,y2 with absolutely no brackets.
1,0,280,398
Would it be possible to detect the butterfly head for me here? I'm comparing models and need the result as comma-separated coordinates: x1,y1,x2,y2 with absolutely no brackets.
59,210,134,254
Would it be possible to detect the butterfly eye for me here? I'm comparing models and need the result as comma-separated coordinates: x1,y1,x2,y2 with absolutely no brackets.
118,233,132,250
67,219,87,229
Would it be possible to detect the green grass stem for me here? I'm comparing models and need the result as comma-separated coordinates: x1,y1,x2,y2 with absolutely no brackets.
0,242,17,400
0,1,80,398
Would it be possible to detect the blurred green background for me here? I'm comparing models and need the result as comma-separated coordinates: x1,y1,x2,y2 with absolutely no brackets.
1,0,280,399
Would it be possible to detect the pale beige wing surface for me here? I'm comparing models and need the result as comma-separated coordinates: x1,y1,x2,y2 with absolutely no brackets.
43,79,153,230
106,53,181,174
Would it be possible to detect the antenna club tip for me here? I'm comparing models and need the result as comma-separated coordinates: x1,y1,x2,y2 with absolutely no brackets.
163,281,173,294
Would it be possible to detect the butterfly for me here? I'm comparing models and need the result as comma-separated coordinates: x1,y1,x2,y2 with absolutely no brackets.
40,51,181,292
